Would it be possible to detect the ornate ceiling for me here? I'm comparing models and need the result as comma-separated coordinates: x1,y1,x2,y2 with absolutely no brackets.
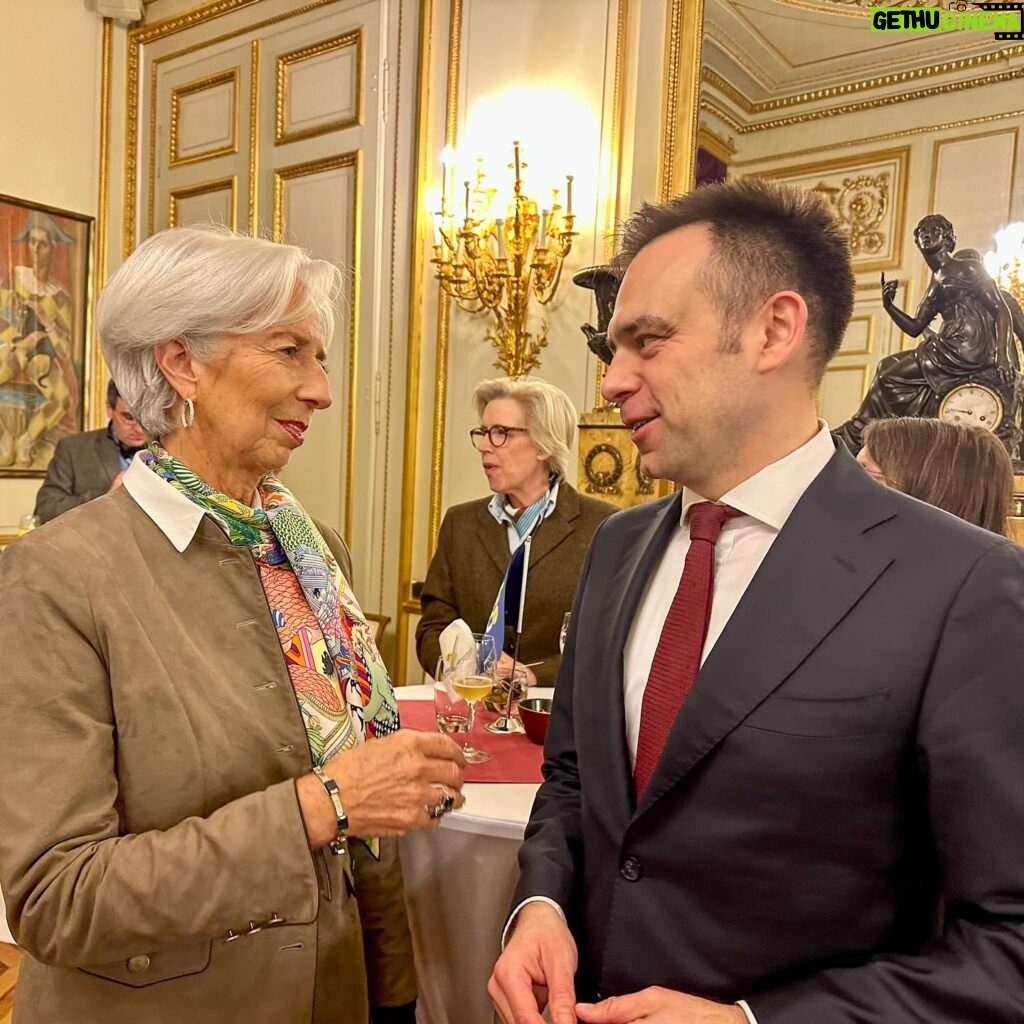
704,0,1009,99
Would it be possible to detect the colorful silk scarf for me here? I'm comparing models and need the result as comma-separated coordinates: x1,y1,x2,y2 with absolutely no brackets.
141,444,400,833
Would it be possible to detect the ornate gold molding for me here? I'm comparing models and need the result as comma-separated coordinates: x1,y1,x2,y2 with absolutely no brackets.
93,17,114,429
927,125,1019,228
275,30,363,145
756,146,909,274
376,0,407,620
840,314,875,357
124,0,343,256
124,0,261,256
168,174,238,229
696,123,734,164
701,66,1024,134
248,39,259,235
397,0,459,686
658,0,703,202
428,0,463,554
595,0,629,409
273,152,360,539
169,66,240,167
731,107,1024,167
702,45,1024,117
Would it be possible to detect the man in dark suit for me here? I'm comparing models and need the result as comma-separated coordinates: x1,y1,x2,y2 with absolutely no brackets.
489,179,1024,1024
34,380,146,522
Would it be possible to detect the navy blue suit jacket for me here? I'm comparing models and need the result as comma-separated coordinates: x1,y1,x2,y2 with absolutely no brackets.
515,444,1024,1022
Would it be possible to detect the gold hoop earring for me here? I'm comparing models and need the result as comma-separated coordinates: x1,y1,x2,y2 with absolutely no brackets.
180,397,195,429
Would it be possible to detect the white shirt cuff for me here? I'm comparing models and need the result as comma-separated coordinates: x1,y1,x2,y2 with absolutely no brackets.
737,999,759,1024
501,896,566,948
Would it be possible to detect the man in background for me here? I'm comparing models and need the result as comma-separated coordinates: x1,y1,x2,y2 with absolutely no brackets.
489,178,1024,1023
34,379,146,522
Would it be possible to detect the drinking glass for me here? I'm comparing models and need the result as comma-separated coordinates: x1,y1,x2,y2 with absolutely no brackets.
17,514,39,535
439,634,496,764
433,657,469,736
486,668,527,734
559,612,571,654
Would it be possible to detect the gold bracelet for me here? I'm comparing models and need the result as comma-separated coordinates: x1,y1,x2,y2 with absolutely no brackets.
311,765,349,856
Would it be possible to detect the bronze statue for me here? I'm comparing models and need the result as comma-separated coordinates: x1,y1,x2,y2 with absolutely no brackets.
835,214,1024,455
573,265,618,366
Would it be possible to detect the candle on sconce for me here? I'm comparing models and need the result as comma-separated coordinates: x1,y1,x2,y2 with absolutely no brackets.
566,175,574,217
513,140,522,182
464,181,471,222
440,144,454,205
495,218,507,259
539,209,549,249
432,211,444,248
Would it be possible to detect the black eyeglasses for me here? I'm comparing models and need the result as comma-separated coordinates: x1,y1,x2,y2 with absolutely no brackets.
469,425,529,448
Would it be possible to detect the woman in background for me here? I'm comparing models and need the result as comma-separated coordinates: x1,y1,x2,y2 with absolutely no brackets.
417,377,615,686
858,416,1013,536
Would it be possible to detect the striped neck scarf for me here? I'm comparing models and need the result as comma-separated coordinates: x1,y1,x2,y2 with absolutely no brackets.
505,487,551,539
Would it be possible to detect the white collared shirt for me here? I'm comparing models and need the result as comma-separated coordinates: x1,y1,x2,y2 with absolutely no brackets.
122,451,262,550
486,478,561,553
622,422,835,763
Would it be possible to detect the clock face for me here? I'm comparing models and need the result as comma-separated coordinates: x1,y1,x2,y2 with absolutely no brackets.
938,384,1002,431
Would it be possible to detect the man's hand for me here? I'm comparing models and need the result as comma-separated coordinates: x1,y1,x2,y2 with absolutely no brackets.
489,902,578,1024
496,651,537,687
576,988,747,1024
108,471,125,493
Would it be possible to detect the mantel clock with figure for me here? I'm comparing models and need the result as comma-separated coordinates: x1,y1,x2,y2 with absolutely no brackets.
572,265,664,509
836,214,1024,457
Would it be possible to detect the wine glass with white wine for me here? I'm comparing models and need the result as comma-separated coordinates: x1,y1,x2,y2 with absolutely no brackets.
442,634,496,764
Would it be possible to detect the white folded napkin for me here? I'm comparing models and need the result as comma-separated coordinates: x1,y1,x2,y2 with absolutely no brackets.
436,619,477,697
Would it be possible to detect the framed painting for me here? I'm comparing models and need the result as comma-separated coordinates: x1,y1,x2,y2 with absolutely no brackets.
0,194,93,477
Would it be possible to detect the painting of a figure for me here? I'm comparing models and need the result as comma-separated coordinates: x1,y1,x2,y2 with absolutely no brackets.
0,196,91,475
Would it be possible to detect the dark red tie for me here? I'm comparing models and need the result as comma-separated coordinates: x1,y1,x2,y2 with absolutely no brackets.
634,501,745,797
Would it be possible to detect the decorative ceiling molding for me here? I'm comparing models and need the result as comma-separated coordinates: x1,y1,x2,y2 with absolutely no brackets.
701,66,1024,131
702,45,1024,114
773,0,936,12
703,0,1006,99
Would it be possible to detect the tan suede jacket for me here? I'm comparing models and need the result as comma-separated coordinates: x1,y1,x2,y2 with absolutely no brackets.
0,486,416,1024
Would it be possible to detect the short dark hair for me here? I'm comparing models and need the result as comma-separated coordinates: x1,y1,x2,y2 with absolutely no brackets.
863,416,1012,536
611,178,856,382
106,379,120,408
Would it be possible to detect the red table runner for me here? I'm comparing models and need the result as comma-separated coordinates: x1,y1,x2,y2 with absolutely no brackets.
399,700,544,783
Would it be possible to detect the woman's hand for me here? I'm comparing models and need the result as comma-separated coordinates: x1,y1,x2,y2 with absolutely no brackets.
298,731,467,846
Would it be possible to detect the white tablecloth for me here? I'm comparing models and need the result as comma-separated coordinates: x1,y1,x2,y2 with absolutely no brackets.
397,684,548,1024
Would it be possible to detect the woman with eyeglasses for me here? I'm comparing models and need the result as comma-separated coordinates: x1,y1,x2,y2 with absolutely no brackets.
416,377,616,686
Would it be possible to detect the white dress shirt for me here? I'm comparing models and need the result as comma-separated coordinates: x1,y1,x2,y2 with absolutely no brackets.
487,478,561,552
122,451,263,549
507,425,837,1024
623,423,835,764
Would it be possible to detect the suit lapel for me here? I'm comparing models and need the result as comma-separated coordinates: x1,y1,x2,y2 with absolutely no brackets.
527,485,579,570
96,429,122,488
635,450,899,816
593,494,683,824
476,503,513,574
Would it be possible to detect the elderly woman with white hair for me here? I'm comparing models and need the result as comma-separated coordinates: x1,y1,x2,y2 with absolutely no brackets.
0,226,466,1024
417,377,615,686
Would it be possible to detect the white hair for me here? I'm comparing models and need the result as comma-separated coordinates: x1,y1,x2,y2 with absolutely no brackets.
96,224,344,438
472,377,577,480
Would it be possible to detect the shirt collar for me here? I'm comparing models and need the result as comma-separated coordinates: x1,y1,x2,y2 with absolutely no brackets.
122,452,208,553
681,421,835,532
487,477,561,528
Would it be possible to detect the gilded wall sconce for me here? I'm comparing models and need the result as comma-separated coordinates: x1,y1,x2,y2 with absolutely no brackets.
430,141,576,378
